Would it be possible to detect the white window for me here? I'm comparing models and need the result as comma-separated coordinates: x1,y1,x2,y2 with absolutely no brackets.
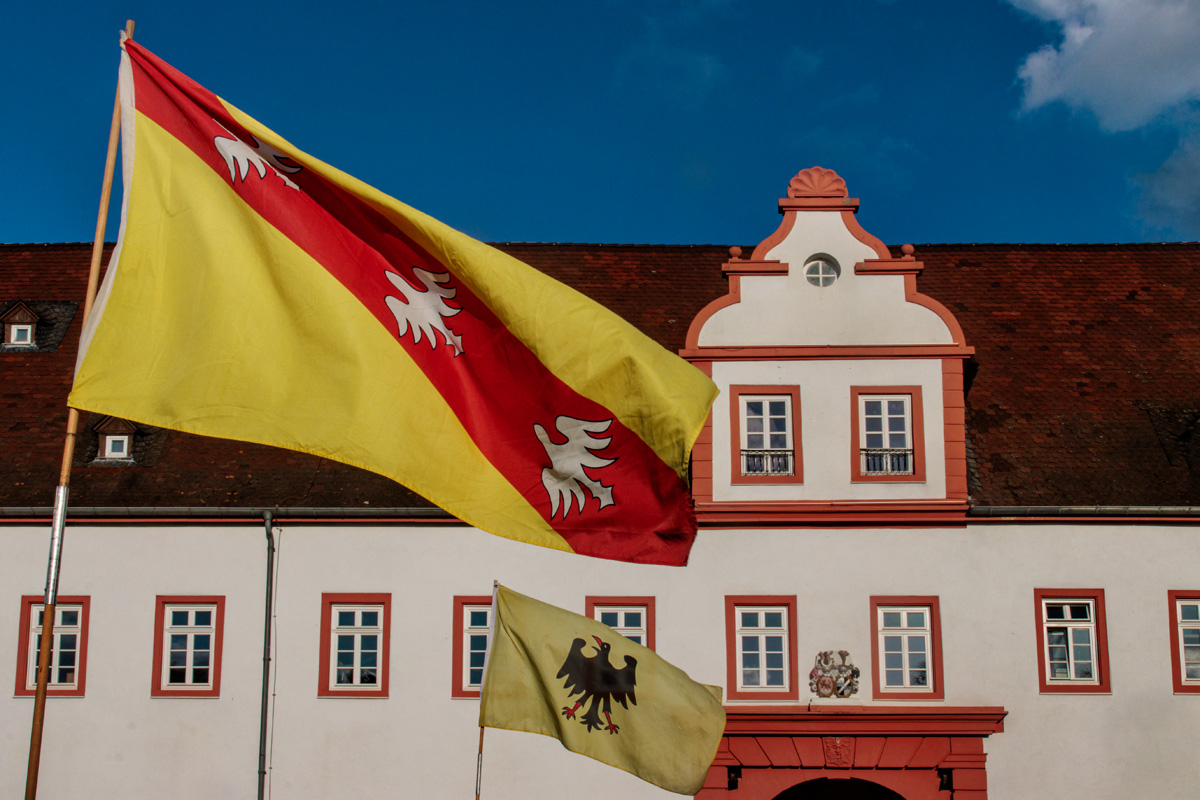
1177,599,1200,684
736,606,789,690
26,604,83,690
860,395,913,475
461,603,491,691
740,396,795,476
879,607,931,690
161,605,215,689
331,605,384,690
1042,599,1098,684
9,323,33,345
595,606,647,646
102,434,131,459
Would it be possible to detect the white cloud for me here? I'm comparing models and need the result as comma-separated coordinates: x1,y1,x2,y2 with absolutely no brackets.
1137,126,1200,236
1012,0,1200,131
1009,0,1200,237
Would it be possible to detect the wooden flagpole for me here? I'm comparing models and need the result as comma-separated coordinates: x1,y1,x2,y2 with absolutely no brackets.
24,20,135,800
475,579,499,799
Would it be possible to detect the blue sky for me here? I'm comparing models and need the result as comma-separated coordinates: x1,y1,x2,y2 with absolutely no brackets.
5,0,1199,247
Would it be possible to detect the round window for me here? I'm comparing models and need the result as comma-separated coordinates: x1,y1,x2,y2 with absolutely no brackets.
804,256,841,287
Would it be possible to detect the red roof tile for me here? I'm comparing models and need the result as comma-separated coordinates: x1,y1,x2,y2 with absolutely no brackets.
910,243,1200,507
3,241,1198,510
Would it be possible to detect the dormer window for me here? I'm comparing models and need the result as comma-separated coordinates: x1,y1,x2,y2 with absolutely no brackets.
730,386,803,485
2,302,39,347
9,324,33,345
103,434,131,459
93,417,138,463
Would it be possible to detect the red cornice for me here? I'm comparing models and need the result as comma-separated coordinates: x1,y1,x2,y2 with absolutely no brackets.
855,258,921,276
696,499,969,527
0,516,463,525
722,259,788,275
721,705,1007,737
968,515,1200,525
11,512,1198,526
778,197,861,211
680,344,974,360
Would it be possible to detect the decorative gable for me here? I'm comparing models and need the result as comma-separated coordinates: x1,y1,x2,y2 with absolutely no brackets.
683,168,972,523
687,168,963,350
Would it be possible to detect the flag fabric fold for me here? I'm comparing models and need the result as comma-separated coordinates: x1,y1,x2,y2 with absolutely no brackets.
69,38,717,565
479,585,725,796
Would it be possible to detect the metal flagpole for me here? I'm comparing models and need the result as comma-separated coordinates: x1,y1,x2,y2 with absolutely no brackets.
474,725,486,800
24,20,135,800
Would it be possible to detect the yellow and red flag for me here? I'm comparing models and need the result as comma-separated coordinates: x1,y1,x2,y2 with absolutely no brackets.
69,38,717,565
480,585,725,795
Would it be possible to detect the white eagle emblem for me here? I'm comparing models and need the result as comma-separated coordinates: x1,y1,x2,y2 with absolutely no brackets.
384,269,463,355
534,416,617,519
213,127,302,190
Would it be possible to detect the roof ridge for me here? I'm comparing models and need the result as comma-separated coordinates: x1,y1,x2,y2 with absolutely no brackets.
7,240,1200,251
898,241,1200,249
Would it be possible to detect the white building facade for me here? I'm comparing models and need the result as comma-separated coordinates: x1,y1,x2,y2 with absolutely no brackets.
3,168,1199,799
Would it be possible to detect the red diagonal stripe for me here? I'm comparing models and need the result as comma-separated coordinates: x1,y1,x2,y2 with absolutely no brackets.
123,41,696,564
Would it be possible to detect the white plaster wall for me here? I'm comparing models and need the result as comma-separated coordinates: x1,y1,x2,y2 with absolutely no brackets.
0,524,265,799
4,521,1200,799
683,523,1200,800
710,358,946,501
697,212,953,348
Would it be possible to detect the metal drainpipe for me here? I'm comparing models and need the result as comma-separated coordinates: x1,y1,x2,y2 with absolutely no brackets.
257,511,275,800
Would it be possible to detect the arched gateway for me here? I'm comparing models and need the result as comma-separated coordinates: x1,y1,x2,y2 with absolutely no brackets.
696,707,1006,800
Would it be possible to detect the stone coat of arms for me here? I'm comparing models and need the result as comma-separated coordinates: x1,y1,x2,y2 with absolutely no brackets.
809,650,860,698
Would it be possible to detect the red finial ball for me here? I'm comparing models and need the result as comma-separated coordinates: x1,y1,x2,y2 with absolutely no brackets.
900,244,915,257
729,246,743,259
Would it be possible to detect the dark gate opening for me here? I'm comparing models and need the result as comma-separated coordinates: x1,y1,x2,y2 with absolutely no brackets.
773,777,908,800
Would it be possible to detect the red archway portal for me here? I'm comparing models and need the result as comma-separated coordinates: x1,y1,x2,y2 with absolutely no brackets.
697,706,1006,800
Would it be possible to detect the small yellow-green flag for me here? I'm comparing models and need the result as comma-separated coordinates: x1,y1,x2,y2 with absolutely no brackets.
480,585,725,795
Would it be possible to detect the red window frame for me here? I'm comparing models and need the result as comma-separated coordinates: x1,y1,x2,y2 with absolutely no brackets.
1034,588,1111,694
150,596,225,698
1168,590,1200,694
725,595,798,701
14,595,91,698
850,386,926,483
870,596,944,700
318,593,391,698
586,596,656,651
729,385,803,485
452,595,492,698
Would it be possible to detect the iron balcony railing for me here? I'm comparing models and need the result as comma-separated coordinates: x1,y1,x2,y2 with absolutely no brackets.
741,449,795,476
861,448,914,475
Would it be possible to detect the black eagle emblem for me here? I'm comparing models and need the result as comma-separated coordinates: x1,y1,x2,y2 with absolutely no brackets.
557,635,637,734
